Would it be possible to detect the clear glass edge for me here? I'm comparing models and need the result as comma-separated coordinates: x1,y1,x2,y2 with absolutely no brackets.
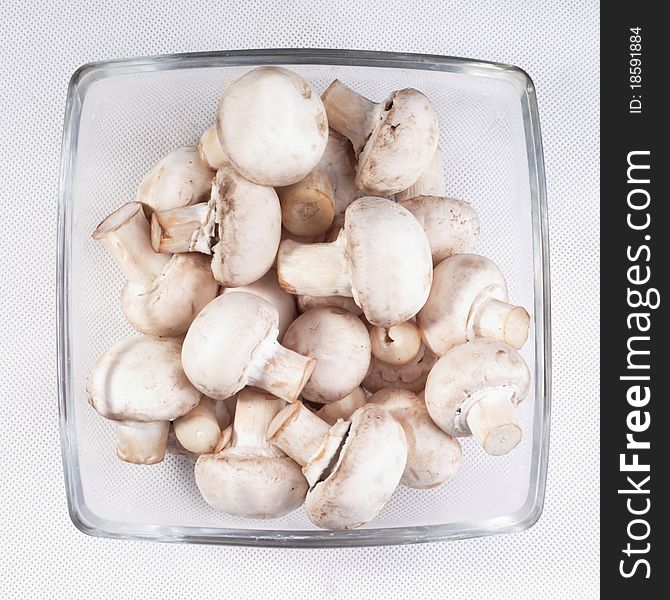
56,48,551,548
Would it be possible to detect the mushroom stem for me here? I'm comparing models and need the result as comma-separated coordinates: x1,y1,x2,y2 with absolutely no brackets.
277,233,353,297
247,336,317,403
231,390,285,449
394,147,446,201
465,389,522,456
267,402,350,486
470,297,531,349
198,125,229,170
277,166,335,237
173,397,221,454
150,202,213,254
92,202,170,288
321,80,382,154
112,420,169,465
267,403,331,466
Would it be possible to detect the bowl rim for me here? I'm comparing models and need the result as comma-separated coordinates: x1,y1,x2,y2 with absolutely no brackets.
57,48,551,548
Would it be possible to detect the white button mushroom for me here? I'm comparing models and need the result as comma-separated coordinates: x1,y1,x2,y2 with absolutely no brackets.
321,79,439,195
277,196,433,327
198,125,229,170
92,202,219,337
315,387,368,424
173,396,224,455
418,254,531,355
87,336,201,464
396,195,480,265
151,166,281,287
221,269,297,341
394,146,447,202
277,129,361,237
362,347,438,394
267,402,407,530
424,339,531,456
135,146,214,215
369,389,462,489
282,307,371,404
195,388,308,518
216,66,328,186
277,165,335,238
369,320,423,366
182,292,315,403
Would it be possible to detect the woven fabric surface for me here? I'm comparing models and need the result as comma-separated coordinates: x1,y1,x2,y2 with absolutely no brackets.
0,1,599,598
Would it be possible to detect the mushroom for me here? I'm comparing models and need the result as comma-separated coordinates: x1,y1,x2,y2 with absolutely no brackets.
321,79,438,195
369,389,462,489
216,66,328,186
87,336,201,464
315,387,368,424
277,196,432,327
182,292,315,403
394,146,446,202
267,402,406,530
396,195,480,265
424,339,531,456
135,146,214,215
369,320,423,366
195,388,308,518
150,165,282,287
198,125,229,170
277,129,360,237
362,347,438,394
173,396,226,455
221,269,297,340
277,166,335,237
417,254,531,355
282,307,371,403
92,202,219,337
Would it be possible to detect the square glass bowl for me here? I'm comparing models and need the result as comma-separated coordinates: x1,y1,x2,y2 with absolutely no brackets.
57,49,551,547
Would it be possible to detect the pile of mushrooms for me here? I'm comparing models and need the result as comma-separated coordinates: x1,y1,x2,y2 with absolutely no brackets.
87,66,532,531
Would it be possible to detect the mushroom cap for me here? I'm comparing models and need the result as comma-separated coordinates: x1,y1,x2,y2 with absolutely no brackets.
345,197,433,327
305,403,406,530
87,336,200,422
181,292,278,400
396,195,480,265
370,389,462,489
121,253,219,337
135,146,214,215
282,307,371,403
217,66,328,186
417,254,508,355
424,339,531,437
356,89,439,195
222,269,297,340
195,447,308,518
362,347,437,393
210,166,282,287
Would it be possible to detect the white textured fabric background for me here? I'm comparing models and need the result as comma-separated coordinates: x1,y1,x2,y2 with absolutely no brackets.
0,1,599,598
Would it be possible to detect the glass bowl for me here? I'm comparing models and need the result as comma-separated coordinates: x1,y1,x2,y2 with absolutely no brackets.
57,49,551,547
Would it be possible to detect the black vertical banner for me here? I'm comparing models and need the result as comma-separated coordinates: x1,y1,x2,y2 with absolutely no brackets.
601,4,668,596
